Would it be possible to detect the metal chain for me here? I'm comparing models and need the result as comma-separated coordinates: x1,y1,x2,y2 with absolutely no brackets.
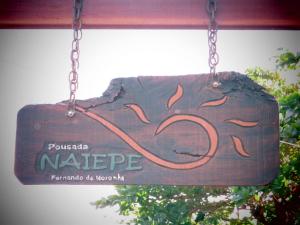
66,0,83,118
207,0,220,88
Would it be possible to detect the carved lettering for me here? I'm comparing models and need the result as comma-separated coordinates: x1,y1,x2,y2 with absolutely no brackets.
39,152,143,172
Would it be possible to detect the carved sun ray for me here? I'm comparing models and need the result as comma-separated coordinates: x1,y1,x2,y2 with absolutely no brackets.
226,119,258,127
200,95,228,107
125,104,151,124
231,136,250,157
167,84,183,109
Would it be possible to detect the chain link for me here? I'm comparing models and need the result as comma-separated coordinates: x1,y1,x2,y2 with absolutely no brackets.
66,0,83,118
207,0,220,88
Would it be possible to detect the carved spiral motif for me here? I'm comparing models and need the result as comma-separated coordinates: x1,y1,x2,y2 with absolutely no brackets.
76,83,258,170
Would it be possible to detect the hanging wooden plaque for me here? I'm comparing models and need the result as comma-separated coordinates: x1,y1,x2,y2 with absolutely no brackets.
15,72,279,185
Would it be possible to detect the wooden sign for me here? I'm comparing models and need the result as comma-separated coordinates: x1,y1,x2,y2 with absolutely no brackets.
15,72,279,185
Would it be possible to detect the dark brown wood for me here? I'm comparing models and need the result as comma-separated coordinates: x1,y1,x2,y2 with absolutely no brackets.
15,72,279,185
1,0,300,29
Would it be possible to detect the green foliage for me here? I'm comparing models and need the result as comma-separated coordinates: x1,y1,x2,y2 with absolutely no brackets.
246,67,298,98
94,185,231,225
280,93,300,142
275,50,300,71
94,50,300,225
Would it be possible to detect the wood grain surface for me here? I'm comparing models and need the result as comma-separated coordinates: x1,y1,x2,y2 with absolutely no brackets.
1,0,299,29
15,72,279,185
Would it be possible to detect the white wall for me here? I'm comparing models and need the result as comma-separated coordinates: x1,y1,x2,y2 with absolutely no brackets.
0,29,299,225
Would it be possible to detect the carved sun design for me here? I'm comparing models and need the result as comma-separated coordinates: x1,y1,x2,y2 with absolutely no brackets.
76,83,258,170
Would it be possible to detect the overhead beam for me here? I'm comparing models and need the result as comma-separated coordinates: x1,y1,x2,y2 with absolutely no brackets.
0,0,299,29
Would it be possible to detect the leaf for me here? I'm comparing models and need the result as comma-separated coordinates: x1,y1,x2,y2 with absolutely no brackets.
254,194,260,202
